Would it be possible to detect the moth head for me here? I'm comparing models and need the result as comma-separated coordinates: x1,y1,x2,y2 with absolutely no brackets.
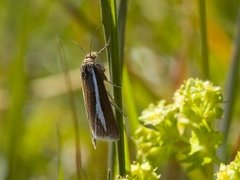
86,52,98,59
83,52,98,64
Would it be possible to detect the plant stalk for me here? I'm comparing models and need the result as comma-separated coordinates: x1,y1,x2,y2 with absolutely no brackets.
198,0,210,79
219,8,240,163
100,0,126,176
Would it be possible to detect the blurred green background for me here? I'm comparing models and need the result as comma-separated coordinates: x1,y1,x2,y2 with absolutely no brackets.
0,0,239,179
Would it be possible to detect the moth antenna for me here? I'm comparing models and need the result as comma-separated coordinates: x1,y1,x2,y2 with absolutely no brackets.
97,36,111,55
89,22,103,56
71,40,86,54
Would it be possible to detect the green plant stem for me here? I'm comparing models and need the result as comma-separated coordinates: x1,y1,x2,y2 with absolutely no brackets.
56,124,64,180
58,42,83,179
219,9,240,163
6,1,30,179
118,0,128,64
198,0,209,79
107,143,116,180
100,0,126,176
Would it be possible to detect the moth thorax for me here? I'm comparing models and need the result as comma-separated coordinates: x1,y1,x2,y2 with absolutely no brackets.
86,52,98,58
83,52,98,64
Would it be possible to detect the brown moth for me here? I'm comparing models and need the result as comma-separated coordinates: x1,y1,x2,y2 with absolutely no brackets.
80,51,119,148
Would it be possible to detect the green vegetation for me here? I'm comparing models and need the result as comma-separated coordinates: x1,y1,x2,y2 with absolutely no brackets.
125,78,223,178
216,152,240,180
0,0,239,179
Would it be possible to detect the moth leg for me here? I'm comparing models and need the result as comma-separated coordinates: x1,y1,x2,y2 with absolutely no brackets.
96,65,121,88
104,80,121,88
106,91,127,117
92,135,96,149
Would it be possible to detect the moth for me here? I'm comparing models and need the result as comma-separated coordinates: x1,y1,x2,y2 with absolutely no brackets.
80,48,119,147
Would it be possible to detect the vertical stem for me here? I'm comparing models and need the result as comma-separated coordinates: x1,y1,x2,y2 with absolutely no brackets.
107,143,116,179
56,124,64,180
100,0,126,176
118,0,128,64
58,42,83,179
198,0,209,79
6,1,29,178
219,9,240,162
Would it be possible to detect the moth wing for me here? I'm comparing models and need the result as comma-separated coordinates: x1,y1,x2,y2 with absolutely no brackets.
81,64,119,143
81,64,97,139
94,66,119,140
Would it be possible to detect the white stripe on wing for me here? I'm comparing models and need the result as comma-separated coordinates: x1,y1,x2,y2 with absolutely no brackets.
91,68,107,131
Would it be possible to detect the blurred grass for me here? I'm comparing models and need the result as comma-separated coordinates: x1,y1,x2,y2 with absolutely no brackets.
0,0,240,179
4,1,31,179
58,41,83,179
198,0,209,79
219,8,240,163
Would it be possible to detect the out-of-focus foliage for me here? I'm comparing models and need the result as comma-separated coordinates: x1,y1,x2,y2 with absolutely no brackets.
118,161,160,180
216,151,240,180
134,78,223,177
0,0,239,179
